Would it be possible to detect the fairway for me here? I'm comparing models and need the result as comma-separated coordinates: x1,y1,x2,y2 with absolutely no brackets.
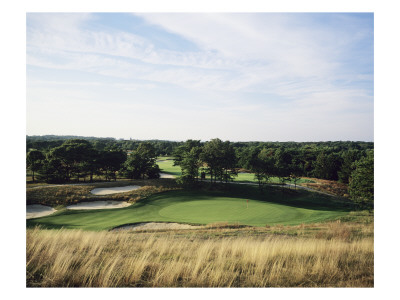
157,157,181,176
27,188,349,231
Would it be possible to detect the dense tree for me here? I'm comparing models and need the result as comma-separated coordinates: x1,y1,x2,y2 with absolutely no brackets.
349,150,374,209
200,139,221,183
173,140,202,167
38,155,66,183
298,146,317,177
313,152,328,179
201,139,237,183
98,149,127,181
78,147,101,182
26,135,374,184
274,147,292,185
124,142,159,179
313,152,342,181
174,140,203,185
26,149,45,182
47,139,97,182
248,148,274,189
338,150,363,183
289,157,303,189
220,141,238,183
177,147,203,186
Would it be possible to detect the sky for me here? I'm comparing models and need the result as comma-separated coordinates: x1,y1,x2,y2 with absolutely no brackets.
26,12,374,142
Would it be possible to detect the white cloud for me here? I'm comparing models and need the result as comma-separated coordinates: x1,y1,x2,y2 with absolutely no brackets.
26,13,373,141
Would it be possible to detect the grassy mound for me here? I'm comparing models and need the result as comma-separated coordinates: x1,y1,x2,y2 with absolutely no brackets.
27,185,350,231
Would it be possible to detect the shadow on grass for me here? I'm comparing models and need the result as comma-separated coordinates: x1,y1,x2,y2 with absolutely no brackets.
171,183,354,213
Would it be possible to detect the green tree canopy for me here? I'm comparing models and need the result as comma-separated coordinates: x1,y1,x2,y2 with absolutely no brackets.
98,149,127,181
124,142,159,180
201,138,237,183
174,140,203,185
26,149,45,182
248,148,275,189
48,139,97,182
349,150,374,209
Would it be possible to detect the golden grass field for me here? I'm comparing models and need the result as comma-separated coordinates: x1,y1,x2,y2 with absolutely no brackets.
26,220,373,287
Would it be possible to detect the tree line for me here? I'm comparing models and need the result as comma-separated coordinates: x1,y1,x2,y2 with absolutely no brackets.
27,135,373,168
27,136,373,208
26,139,160,183
27,135,179,157
173,138,373,208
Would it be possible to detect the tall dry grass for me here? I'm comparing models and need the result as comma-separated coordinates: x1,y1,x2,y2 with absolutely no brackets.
26,226,373,287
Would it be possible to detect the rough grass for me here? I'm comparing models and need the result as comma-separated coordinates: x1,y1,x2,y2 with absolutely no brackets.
26,179,180,207
26,223,374,287
302,177,349,197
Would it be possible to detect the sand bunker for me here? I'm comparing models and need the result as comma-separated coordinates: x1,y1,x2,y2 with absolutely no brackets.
90,185,141,195
27,204,56,219
114,222,202,231
67,201,131,210
160,173,176,178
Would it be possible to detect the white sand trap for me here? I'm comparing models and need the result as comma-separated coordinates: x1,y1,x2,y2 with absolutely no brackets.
114,222,202,231
90,185,141,195
67,201,131,210
160,173,176,178
26,204,56,219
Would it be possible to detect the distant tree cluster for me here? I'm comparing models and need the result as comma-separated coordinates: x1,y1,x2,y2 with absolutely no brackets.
124,142,160,179
236,144,373,186
26,139,157,183
27,135,181,157
173,139,237,186
27,136,373,180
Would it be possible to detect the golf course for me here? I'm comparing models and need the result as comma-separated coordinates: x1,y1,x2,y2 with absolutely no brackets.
25,142,373,287
23,11,377,289
26,185,350,231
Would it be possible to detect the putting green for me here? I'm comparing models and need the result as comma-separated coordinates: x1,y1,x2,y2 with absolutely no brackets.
26,188,349,231
158,197,341,225
158,199,286,222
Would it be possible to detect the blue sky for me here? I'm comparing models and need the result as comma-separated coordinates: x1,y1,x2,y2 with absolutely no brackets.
26,13,374,141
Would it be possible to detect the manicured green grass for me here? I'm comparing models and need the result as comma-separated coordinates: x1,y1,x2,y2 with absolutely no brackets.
235,172,314,184
27,186,349,231
157,158,181,176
